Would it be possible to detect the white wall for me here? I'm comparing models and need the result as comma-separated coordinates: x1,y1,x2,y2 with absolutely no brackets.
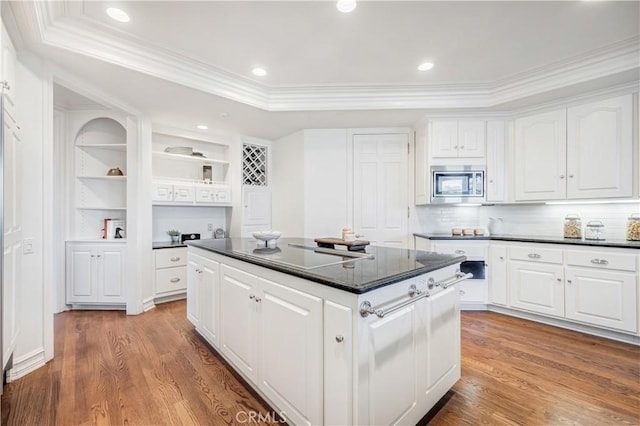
152,206,227,241
415,202,639,240
272,130,305,237
303,129,349,238
13,51,51,376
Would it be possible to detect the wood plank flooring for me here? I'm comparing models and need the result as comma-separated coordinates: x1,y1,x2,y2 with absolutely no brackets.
2,301,639,425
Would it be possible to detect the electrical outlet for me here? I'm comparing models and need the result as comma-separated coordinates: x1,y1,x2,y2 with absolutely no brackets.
23,238,34,254
208,223,213,231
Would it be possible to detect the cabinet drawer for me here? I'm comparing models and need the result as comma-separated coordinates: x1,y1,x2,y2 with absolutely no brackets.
509,246,563,264
155,247,187,268
432,243,487,259
566,250,636,272
155,267,187,294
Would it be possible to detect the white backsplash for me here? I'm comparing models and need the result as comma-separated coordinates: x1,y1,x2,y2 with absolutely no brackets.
416,202,640,240
153,206,228,242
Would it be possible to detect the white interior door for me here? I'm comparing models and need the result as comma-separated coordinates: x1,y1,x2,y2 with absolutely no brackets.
353,133,409,248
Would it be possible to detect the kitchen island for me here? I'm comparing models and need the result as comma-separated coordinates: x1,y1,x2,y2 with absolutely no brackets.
186,238,468,426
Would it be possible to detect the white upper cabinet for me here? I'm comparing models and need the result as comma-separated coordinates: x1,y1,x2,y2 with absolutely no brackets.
566,94,633,199
485,121,506,202
514,94,635,202
430,119,486,159
514,109,568,201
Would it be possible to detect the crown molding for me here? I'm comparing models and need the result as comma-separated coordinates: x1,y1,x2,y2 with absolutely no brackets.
14,1,640,112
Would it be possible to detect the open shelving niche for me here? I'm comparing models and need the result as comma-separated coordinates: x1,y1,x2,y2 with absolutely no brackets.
72,115,128,241
151,130,231,206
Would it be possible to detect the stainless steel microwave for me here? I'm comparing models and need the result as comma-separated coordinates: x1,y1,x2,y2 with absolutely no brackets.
431,165,485,204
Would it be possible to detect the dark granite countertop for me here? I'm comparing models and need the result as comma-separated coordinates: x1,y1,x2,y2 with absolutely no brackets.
414,233,640,249
152,241,188,249
188,238,465,294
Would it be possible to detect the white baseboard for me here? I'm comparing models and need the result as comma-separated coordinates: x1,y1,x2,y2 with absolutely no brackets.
7,348,46,382
142,296,156,312
461,303,488,311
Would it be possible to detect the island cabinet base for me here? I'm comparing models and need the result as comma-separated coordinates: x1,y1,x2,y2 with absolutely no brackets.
187,246,462,426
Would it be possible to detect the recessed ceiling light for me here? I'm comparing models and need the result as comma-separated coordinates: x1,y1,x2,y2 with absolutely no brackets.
418,62,434,71
252,67,267,77
337,0,357,13
106,7,130,23
196,125,208,130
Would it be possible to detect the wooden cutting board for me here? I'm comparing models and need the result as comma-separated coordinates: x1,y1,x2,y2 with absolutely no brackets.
314,237,370,252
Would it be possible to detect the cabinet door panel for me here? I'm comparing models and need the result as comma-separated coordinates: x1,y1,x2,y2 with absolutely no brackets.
567,94,633,199
66,247,96,302
155,267,187,294
365,306,417,425
220,265,259,383
486,121,505,202
565,268,637,333
509,261,564,317
324,301,353,426
489,245,508,306
259,278,323,426
186,256,201,326
100,249,124,301
151,182,173,202
199,258,220,347
173,184,195,203
514,110,567,201
194,185,214,203
458,120,485,158
426,286,460,390
430,120,458,158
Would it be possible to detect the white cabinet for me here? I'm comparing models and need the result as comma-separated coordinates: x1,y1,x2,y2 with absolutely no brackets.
219,264,323,426
425,285,460,390
514,109,567,201
154,247,187,297
514,94,634,202
485,121,506,202
564,249,637,333
489,244,508,306
566,94,633,199
508,245,565,317
66,242,126,305
430,119,485,159
186,252,220,346
323,301,353,426
152,181,194,204
241,186,272,237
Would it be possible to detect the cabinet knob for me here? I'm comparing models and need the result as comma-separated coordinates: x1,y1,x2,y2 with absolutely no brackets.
335,335,344,343
460,145,465,149
557,278,562,282
170,256,180,262
499,256,504,260
97,254,102,258
91,254,95,258
255,297,262,303
170,278,181,283
249,294,255,300
489,179,494,183
567,279,572,284
559,175,565,179
569,174,574,178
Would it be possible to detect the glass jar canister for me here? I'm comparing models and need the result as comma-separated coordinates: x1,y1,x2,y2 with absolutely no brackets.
627,213,640,241
585,221,606,241
564,214,582,239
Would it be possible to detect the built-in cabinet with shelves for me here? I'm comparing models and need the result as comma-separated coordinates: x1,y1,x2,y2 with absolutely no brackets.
514,94,634,202
152,131,231,206
64,111,130,310
66,241,126,305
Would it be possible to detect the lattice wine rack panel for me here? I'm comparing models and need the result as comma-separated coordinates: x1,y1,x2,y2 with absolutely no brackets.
242,144,267,186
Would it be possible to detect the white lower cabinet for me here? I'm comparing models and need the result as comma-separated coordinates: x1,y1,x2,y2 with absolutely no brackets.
491,242,639,336
154,247,187,297
66,241,126,305
219,264,323,426
187,253,219,345
509,261,565,318
488,244,508,305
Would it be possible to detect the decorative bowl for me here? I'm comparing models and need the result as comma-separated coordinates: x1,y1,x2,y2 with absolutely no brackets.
252,231,282,248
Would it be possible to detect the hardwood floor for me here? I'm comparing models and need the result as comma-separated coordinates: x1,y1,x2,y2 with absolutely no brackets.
2,301,639,425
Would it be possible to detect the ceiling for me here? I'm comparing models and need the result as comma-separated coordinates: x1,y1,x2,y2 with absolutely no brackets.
6,1,640,140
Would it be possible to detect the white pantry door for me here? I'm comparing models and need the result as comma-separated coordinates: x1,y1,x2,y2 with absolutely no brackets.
353,133,409,248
